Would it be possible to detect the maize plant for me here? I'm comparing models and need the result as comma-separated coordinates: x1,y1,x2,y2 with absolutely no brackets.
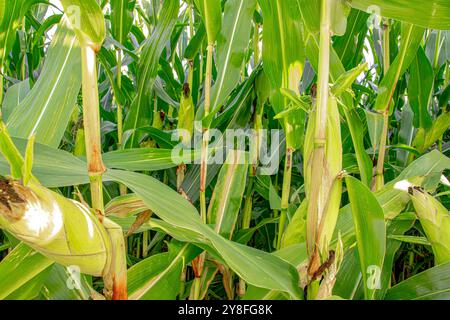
0,0,449,301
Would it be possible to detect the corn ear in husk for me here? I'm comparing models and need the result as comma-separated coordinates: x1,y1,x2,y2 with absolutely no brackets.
304,95,343,269
409,188,450,265
178,83,195,145
0,178,111,277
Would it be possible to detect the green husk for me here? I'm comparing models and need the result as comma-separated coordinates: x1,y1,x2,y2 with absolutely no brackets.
178,84,195,146
304,95,343,258
409,188,450,265
0,179,111,276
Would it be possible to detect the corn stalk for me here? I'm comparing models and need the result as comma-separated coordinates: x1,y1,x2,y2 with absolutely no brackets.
305,0,342,291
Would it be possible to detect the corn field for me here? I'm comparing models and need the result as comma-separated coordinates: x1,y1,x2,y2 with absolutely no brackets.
0,0,449,301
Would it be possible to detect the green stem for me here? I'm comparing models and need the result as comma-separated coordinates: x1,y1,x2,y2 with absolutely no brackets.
21,17,27,81
195,43,214,297
433,31,442,70
306,0,331,277
374,20,391,192
242,175,255,230
81,44,105,213
142,230,149,258
200,44,214,223
190,277,202,300
0,72,4,113
277,147,293,250
116,49,123,147
382,20,390,76
116,49,127,196
253,16,260,67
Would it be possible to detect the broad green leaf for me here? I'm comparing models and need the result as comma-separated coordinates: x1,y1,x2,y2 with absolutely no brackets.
128,242,201,300
385,262,450,300
345,176,386,300
98,48,128,106
0,243,53,300
243,243,308,300
194,0,221,44
184,23,206,60
2,79,30,122
331,63,367,97
259,0,305,150
7,19,81,148
105,169,303,299
110,0,136,45
388,235,431,246
60,0,106,47
123,0,179,147
103,148,201,172
334,213,416,300
396,103,415,167
408,47,433,129
41,265,95,300
330,0,351,36
281,200,307,248
374,23,425,113
364,110,384,153
182,72,257,202
200,0,257,127
412,111,450,154
0,123,25,179
0,0,38,69
349,0,450,30
0,138,89,187
333,9,370,70
207,150,248,239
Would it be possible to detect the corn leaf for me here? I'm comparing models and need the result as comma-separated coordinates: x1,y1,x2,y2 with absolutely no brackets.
105,169,303,299
374,23,425,113
194,0,222,44
408,47,433,129
110,0,136,45
207,150,248,239
0,0,38,68
123,0,179,147
259,0,305,150
385,262,450,300
349,0,450,30
128,242,201,300
2,79,30,122
0,243,53,300
7,19,81,148
60,0,106,47
345,175,386,300
201,0,257,127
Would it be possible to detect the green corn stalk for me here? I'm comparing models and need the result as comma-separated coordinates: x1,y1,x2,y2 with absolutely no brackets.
409,188,450,265
193,0,222,300
304,0,343,284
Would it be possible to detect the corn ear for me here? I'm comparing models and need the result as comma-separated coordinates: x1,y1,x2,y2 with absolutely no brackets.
178,83,195,145
74,126,86,157
304,95,342,265
409,188,450,265
0,178,111,276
